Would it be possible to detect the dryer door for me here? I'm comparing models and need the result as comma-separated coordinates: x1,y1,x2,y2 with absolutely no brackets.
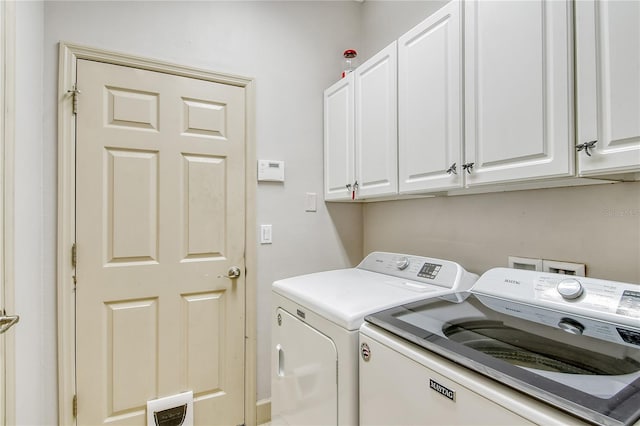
272,308,338,426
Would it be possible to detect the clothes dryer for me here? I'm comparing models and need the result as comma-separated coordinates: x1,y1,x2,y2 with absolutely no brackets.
271,252,477,425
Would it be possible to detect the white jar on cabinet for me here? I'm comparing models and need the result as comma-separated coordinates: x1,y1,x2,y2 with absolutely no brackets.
575,0,640,177
324,42,398,201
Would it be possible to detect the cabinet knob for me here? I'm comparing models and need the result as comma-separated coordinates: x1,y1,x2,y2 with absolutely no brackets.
446,163,457,175
576,140,597,157
462,163,475,174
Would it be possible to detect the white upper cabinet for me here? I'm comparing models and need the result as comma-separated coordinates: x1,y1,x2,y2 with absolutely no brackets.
324,74,355,201
576,0,640,176
354,42,398,199
324,43,397,201
464,0,574,186
398,1,463,193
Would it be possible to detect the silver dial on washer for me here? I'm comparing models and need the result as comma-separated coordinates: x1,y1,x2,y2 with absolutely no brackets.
396,257,410,270
557,278,584,300
558,318,585,335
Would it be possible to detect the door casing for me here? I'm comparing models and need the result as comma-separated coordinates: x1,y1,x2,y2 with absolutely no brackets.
56,42,257,425
1,1,16,424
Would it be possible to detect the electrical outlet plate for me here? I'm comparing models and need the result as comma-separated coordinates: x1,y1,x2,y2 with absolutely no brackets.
542,260,586,277
305,192,317,212
260,224,272,244
508,256,543,271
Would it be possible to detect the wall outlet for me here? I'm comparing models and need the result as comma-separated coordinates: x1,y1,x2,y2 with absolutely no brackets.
542,260,586,276
508,256,543,271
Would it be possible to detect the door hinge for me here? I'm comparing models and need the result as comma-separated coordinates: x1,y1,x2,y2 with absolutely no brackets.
71,243,77,268
72,394,77,418
67,86,80,114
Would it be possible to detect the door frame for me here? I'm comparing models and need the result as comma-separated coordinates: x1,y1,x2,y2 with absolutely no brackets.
57,42,257,425
1,1,16,424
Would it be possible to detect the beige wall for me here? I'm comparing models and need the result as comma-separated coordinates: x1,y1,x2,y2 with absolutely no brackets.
363,181,640,283
42,0,363,408
359,0,640,285
360,0,449,60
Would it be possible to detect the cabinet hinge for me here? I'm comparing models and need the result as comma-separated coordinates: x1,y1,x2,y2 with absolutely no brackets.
67,86,80,115
72,394,77,418
71,243,77,268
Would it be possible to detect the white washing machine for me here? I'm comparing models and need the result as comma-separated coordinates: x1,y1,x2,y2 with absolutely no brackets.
360,268,640,426
270,251,478,426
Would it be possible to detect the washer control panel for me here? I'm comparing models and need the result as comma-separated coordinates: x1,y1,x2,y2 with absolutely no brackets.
473,268,640,328
357,252,475,290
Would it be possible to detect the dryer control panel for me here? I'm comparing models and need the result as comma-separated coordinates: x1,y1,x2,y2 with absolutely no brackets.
357,252,477,291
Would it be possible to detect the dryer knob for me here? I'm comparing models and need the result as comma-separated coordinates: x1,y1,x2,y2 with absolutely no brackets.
557,278,584,300
396,257,410,270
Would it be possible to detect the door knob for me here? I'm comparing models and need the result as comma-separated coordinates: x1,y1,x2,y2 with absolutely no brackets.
0,311,19,334
219,266,241,280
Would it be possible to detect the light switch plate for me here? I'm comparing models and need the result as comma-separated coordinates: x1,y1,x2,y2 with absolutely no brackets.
260,224,272,244
305,192,317,212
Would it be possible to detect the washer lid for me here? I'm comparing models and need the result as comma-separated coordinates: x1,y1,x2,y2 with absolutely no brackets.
273,268,459,331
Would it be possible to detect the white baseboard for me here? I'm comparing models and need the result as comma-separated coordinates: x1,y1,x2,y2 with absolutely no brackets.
257,398,271,425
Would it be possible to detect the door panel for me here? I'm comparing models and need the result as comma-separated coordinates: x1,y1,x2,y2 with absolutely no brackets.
107,149,159,263
76,59,245,425
107,299,158,415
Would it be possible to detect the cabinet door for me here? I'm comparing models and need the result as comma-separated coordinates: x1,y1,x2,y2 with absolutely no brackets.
576,0,640,176
464,0,573,186
324,74,355,201
399,1,463,193
355,42,398,199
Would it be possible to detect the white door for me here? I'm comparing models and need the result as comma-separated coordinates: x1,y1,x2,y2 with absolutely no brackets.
576,0,640,176
398,0,463,194
271,308,337,426
324,75,355,201
75,59,246,425
355,42,398,199
464,0,573,186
